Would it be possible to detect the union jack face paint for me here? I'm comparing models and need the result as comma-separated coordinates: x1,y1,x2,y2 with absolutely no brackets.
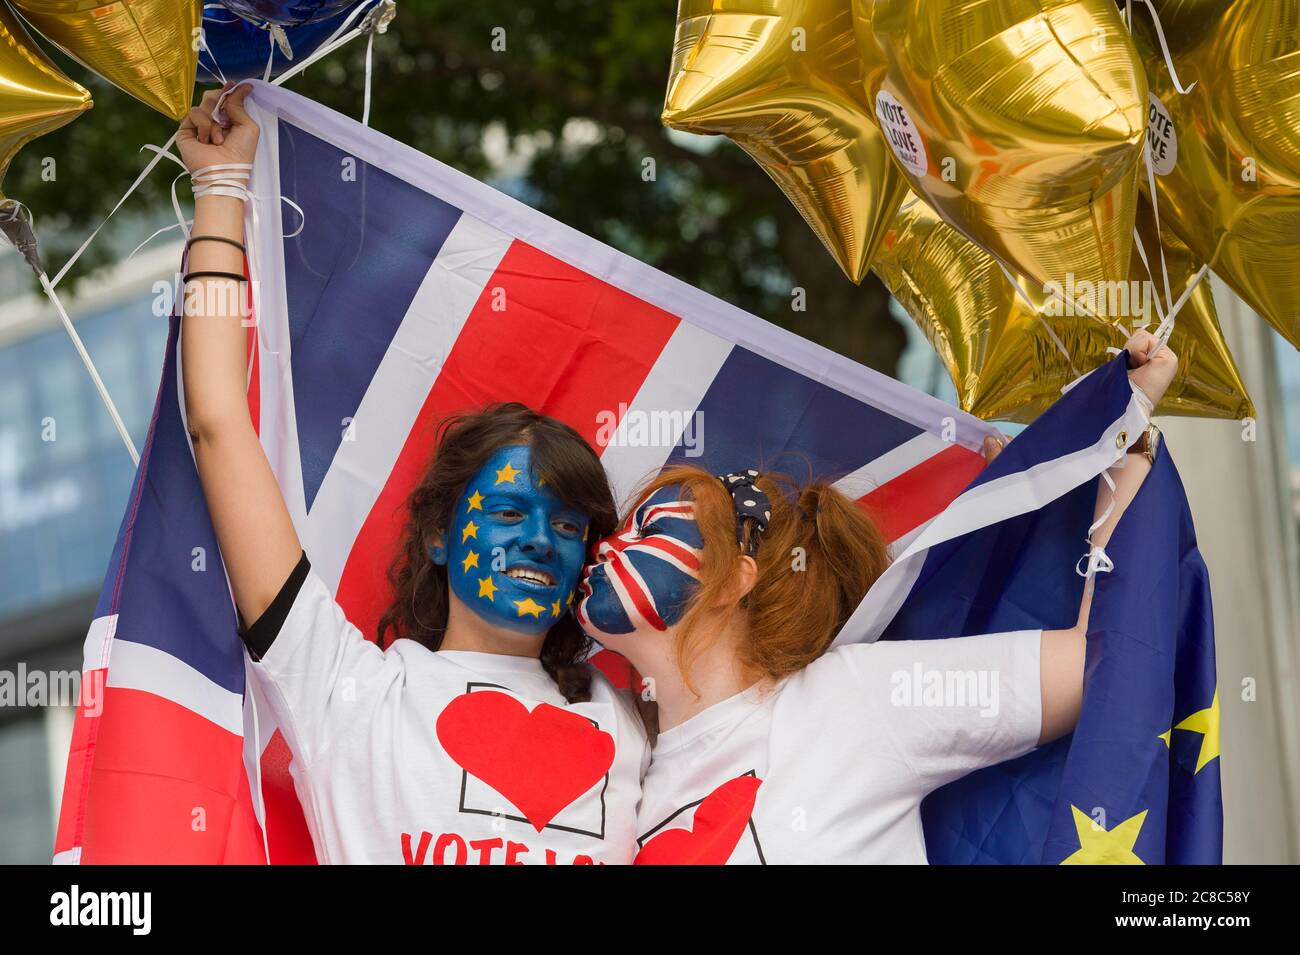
576,485,704,639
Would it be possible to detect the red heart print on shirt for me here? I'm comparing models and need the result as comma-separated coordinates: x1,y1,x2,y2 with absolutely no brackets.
635,775,762,865
435,690,616,832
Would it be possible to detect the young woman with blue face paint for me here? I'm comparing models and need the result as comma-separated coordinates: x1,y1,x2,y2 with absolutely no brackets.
578,332,1178,864
177,90,649,863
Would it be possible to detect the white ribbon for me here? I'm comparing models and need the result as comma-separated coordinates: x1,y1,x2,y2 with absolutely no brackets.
1127,0,1198,94
1076,467,1119,579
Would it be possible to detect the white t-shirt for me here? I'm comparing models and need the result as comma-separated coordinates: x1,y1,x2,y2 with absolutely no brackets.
634,631,1043,864
246,561,650,864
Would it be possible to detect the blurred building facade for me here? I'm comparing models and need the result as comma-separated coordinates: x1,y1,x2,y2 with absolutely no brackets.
0,243,174,863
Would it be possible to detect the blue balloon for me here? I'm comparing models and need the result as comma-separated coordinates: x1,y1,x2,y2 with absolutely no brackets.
218,0,355,27
198,4,357,83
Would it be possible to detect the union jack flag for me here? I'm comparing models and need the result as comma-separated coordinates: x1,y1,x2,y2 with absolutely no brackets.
54,81,995,864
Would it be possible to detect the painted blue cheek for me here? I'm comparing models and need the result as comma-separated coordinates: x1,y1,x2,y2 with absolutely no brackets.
440,446,589,635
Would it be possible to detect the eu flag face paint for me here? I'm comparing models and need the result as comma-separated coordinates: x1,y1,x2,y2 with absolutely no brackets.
576,484,703,639
437,446,591,636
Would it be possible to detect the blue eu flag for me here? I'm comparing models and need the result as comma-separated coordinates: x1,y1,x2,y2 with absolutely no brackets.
880,354,1222,864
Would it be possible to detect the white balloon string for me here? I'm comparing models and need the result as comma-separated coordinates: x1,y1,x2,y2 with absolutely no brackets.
1130,224,1168,326
48,132,179,288
363,29,376,126
1141,148,1174,310
38,272,139,465
263,31,277,83
1128,0,1196,94
1076,468,1118,578
197,10,229,87
995,259,1081,378
1148,263,1208,361
42,0,390,464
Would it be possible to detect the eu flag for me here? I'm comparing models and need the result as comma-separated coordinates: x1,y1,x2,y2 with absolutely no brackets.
866,354,1222,864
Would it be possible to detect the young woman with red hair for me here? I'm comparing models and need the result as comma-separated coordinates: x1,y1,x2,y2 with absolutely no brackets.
578,331,1176,864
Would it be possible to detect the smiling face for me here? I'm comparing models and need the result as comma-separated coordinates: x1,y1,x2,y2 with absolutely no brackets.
438,445,591,636
576,484,704,642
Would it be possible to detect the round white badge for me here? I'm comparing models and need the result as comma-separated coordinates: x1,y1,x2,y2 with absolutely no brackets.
1146,92,1178,177
875,89,929,178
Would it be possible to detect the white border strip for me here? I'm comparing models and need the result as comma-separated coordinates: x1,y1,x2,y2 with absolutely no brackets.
831,431,952,500
245,97,310,531
81,614,117,674
598,322,734,512
832,393,1149,647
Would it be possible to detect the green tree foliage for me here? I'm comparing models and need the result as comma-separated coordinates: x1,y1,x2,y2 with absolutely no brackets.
6,0,903,373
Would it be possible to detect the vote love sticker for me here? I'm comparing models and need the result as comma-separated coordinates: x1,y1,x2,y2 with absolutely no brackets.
1146,92,1178,177
875,89,929,178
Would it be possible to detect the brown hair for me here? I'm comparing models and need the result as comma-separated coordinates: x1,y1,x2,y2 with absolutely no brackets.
635,464,891,688
377,403,617,702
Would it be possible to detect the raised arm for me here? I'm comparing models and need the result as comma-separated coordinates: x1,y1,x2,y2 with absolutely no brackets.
1037,329,1177,744
177,85,302,628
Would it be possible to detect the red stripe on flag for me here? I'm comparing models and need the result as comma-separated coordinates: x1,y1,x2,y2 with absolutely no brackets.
260,729,318,864
53,668,106,857
76,687,266,864
858,443,985,542
335,240,680,643
246,304,261,435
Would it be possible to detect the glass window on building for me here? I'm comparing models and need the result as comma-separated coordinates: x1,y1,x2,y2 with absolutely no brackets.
0,714,53,864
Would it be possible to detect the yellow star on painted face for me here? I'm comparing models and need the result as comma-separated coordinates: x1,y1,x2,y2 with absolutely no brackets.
465,490,484,512
477,576,497,601
551,599,562,617
1173,687,1221,774
514,597,546,619
1059,806,1147,865
567,591,575,608
461,520,478,543
494,461,521,485
460,550,479,574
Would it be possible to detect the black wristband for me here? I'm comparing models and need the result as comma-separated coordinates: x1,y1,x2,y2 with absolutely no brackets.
182,270,247,283
186,234,246,254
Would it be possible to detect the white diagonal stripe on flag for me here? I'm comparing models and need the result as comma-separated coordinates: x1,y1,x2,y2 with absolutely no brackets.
105,639,245,737
598,321,732,513
303,214,514,592
832,431,952,501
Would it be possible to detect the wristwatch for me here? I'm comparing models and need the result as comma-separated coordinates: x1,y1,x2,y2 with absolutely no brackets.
1126,422,1161,464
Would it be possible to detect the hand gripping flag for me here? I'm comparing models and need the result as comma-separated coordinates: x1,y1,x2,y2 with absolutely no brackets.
53,82,1000,864
836,354,1223,864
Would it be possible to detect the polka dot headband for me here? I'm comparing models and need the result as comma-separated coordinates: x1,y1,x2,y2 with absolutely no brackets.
719,470,772,554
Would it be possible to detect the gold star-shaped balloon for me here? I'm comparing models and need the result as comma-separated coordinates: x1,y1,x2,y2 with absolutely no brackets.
868,0,1147,292
1060,806,1148,865
11,0,199,121
461,550,479,574
1133,2,1300,349
477,576,498,601
1173,687,1221,775
514,597,546,619
0,4,91,199
873,193,1253,422
661,0,907,282
494,462,521,485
